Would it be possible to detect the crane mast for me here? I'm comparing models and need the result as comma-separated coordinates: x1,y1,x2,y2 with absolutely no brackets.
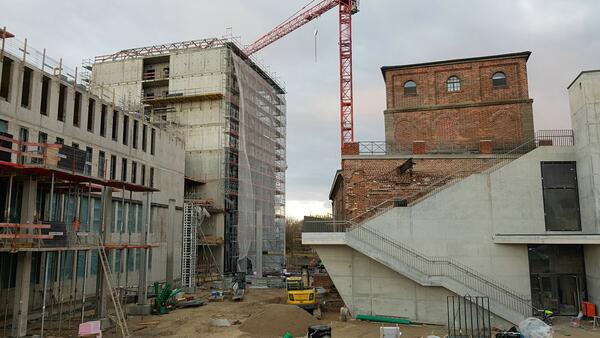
243,0,359,150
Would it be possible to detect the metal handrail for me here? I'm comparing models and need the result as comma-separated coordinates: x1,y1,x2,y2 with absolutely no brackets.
348,226,534,317
357,130,574,156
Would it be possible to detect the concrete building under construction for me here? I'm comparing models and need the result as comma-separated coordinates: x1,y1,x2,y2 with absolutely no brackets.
0,29,185,337
88,39,287,279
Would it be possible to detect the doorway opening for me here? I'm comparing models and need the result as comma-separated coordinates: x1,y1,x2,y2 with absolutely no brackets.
528,244,586,315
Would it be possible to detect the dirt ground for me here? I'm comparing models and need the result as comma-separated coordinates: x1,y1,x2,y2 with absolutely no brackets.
102,289,600,338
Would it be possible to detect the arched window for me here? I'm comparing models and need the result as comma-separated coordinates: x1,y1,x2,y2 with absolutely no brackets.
492,72,507,87
404,80,417,95
447,76,461,92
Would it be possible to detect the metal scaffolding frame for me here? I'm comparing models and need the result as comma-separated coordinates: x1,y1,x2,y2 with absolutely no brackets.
181,201,197,288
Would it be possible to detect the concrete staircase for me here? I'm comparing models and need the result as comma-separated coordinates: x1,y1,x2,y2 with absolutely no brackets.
346,226,533,324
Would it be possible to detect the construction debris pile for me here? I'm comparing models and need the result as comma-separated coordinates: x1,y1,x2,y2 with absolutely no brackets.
313,273,344,313
239,303,320,337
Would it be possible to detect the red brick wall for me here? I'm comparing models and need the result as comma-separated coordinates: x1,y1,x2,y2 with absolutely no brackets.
332,175,346,222
383,54,534,153
385,102,533,152
333,157,501,222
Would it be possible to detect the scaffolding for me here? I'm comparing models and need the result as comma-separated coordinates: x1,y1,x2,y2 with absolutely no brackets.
232,49,287,276
181,198,222,287
0,135,154,338
181,202,197,288
88,38,287,277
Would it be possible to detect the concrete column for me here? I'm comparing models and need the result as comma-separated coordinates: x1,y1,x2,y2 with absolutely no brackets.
95,187,112,318
584,245,600,307
20,176,37,225
11,252,32,337
569,73,600,233
10,176,37,336
166,199,175,285
101,187,113,238
137,193,150,305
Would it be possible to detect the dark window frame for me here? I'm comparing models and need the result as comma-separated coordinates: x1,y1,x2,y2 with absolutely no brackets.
87,98,95,132
98,151,106,178
150,128,156,155
447,76,461,92
131,161,137,184
85,146,93,175
100,104,107,137
142,125,148,152
122,115,129,146
20,67,33,108
0,57,13,100
541,161,581,231
141,164,146,186
121,158,127,182
132,120,139,149
40,76,51,115
36,132,48,164
57,84,67,122
492,72,507,88
18,127,28,164
403,80,417,96
111,110,119,141
73,92,82,127
149,167,155,188
110,155,117,180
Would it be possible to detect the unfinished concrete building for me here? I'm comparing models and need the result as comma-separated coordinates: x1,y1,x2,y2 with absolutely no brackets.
88,39,287,278
306,53,600,326
0,30,185,337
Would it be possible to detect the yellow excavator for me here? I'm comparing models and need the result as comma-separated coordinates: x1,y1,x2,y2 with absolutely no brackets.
286,267,318,313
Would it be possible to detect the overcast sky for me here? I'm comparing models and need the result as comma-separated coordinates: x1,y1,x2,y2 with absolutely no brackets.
3,0,599,219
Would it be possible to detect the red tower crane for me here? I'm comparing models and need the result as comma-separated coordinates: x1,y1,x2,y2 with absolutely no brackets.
243,0,360,151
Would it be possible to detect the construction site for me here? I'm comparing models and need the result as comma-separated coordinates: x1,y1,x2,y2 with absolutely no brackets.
1,0,600,337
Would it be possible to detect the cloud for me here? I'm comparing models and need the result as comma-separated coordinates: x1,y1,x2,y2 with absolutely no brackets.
286,200,332,221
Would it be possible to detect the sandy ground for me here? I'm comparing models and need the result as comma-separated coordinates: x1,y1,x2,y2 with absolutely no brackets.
99,289,600,338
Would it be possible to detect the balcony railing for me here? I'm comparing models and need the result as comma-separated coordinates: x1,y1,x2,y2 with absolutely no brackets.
357,130,574,156
302,220,349,233
142,87,223,102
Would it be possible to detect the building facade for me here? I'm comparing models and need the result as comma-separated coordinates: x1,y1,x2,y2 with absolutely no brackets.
89,40,287,277
310,55,600,326
332,52,536,223
382,51,534,153
0,31,185,337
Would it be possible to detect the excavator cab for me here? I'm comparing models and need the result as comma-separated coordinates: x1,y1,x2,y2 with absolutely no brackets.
286,267,317,311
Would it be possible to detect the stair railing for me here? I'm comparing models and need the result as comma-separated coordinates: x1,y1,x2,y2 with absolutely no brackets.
346,131,573,230
347,226,534,317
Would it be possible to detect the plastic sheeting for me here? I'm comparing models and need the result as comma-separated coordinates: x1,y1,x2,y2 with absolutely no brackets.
232,53,286,275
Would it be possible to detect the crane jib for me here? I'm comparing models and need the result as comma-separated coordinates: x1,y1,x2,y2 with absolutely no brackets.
243,0,360,151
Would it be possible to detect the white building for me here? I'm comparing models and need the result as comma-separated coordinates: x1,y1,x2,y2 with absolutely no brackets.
89,39,287,278
0,30,185,336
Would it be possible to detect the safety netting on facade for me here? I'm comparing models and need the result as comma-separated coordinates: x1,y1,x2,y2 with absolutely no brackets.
232,53,286,276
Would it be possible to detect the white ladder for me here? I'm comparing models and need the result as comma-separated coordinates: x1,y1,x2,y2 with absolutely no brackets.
97,244,131,337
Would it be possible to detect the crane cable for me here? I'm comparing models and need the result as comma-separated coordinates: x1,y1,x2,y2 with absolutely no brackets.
314,17,320,63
